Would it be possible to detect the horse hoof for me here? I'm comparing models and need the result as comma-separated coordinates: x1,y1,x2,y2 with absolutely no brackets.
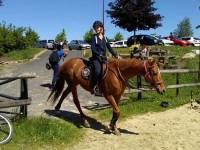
83,120,90,128
112,128,121,136
104,125,112,133
55,106,60,111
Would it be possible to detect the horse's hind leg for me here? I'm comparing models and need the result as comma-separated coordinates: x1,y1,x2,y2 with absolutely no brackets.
71,86,90,128
55,86,71,111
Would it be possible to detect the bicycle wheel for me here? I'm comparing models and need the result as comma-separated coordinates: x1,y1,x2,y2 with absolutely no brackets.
0,114,13,144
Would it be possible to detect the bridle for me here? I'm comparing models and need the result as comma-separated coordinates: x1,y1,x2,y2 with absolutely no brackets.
143,61,163,88
115,59,163,90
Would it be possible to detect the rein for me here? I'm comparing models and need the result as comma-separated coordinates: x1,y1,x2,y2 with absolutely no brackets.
116,60,136,91
116,59,162,91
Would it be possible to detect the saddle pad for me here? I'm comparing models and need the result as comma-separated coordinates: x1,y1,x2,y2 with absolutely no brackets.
81,67,91,80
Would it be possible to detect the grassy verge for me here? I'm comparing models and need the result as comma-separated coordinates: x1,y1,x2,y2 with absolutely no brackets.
1,117,85,150
2,48,44,61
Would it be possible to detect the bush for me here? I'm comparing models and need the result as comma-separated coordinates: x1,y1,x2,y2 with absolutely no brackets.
0,22,39,53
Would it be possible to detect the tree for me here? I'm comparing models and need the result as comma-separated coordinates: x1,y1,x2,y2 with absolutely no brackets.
107,0,163,41
0,0,3,6
0,21,39,53
114,32,123,41
24,27,39,47
55,29,66,43
173,17,193,38
83,28,95,44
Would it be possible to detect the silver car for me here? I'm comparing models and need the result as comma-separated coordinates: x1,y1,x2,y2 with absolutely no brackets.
68,40,91,50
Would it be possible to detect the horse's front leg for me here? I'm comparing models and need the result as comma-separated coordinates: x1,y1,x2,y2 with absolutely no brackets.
105,95,121,136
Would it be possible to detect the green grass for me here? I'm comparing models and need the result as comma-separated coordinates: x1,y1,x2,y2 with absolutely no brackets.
3,48,44,61
151,45,194,58
1,117,85,150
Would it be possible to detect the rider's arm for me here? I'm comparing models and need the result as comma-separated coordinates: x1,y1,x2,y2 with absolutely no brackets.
105,38,118,58
91,36,101,56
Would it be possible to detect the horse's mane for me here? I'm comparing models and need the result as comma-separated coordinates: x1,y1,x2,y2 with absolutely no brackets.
108,58,142,70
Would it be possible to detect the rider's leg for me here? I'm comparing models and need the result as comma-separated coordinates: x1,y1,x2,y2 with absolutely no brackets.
91,59,101,94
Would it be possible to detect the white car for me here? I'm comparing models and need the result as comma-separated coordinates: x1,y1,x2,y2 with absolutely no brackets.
113,40,127,48
46,40,54,49
181,37,200,47
160,38,174,46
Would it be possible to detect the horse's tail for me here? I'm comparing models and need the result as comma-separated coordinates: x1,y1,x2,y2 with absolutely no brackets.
47,75,65,105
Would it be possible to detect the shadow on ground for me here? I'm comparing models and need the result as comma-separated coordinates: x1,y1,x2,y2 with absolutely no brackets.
44,109,139,135
40,83,52,89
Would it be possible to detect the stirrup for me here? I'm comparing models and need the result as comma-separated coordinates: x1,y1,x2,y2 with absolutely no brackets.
94,86,102,97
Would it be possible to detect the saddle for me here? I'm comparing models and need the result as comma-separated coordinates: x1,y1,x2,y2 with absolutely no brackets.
81,58,108,96
81,58,107,80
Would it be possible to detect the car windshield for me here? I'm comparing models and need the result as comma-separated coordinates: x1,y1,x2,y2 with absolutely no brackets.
145,35,156,40
78,40,87,44
194,38,200,40
48,40,54,43
39,40,47,43
182,38,190,40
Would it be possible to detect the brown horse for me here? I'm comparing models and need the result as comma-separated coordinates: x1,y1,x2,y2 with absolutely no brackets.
47,57,165,135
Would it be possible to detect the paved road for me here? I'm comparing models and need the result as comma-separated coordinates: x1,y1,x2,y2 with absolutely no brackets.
0,50,108,116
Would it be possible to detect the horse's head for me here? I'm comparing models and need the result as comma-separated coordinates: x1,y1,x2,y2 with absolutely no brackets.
143,59,166,94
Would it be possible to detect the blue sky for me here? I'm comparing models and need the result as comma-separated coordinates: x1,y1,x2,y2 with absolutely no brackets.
0,0,200,41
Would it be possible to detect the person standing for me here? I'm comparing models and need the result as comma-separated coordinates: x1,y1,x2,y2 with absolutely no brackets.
49,44,66,89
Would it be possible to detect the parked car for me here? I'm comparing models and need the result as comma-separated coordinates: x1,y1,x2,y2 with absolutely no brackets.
164,36,189,47
46,40,54,49
127,35,162,47
35,40,54,49
114,40,127,48
181,37,200,47
159,38,174,46
36,40,47,48
68,40,91,50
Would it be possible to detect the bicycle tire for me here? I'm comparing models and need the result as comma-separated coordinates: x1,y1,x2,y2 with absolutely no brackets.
0,114,13,144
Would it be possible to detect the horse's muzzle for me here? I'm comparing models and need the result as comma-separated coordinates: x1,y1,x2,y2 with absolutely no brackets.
156,85,166,95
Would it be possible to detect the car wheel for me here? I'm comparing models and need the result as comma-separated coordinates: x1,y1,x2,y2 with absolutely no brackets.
68,46,72,50
79,46,82,50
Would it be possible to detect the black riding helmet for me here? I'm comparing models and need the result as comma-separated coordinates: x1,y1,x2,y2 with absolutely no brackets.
93,21,104,29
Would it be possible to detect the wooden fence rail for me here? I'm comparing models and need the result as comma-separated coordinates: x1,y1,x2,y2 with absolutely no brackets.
125,69,200,99
0,73,36,117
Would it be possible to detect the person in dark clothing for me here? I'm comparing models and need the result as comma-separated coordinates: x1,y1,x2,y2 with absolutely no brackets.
90,20,118,94
50,44,66,89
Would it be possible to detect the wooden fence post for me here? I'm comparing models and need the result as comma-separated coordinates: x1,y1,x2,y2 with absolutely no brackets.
198,51,200,81
20,78,28,117
176,73,180,97
137,75,142,99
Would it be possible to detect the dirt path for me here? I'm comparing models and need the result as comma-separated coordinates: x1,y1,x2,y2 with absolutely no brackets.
71,104,200,150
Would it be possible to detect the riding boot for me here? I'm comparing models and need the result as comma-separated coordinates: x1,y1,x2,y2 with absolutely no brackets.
90,77,98,95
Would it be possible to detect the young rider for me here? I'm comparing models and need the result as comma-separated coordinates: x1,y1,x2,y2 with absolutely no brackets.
90,20,119,94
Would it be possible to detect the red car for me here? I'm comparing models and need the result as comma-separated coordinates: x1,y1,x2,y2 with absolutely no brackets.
164,36,189,47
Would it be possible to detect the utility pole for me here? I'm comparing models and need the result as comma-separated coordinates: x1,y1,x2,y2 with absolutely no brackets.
103,0,105,26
